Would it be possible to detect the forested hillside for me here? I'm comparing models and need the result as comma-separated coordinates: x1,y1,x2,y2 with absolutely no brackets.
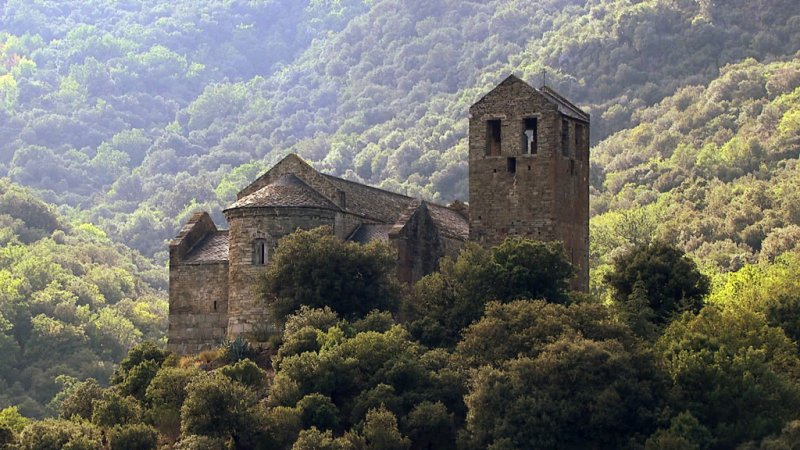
0,180,167,417
3,231,800,449
590,57,800,290
0,0,799,443
0,0,797,261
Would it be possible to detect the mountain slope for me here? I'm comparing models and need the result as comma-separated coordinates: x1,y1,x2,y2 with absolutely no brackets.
590,57,800,289
0,179,167,417
0,0,798,265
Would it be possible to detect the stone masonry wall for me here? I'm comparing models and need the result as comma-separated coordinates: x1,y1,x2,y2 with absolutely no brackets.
468,78,560,245
168,262,228,354
225,207,337,338
551,119,590,291
389,203,444,284
468,76,589,291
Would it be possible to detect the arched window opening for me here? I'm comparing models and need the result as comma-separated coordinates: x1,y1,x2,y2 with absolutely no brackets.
252,239,267,265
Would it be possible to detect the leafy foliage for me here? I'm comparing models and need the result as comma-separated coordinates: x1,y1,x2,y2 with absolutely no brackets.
1,2,799,449
264,226,400,322
403,239,574,348
605,241,710,325
0,182,166,417
657,305,800,447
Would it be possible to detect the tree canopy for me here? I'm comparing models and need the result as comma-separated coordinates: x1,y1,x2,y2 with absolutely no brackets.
263,226,400,322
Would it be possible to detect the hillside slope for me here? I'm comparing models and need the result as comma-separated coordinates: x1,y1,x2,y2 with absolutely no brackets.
0,179,167,417
590,57,800,288
1,0,798,259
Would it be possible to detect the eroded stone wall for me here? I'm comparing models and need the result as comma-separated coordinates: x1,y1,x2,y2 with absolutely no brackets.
390,203,444,284
168,262,228,354
468,77,589,291
225,207,337,338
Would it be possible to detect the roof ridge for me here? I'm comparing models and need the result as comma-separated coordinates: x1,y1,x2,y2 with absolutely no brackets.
226,172,341,211
539,86,589,121
322,173,415,200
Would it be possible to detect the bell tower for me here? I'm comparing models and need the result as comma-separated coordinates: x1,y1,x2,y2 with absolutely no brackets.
468,75,590,291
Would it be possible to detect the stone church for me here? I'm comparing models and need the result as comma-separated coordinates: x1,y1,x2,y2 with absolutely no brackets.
168,75,590,354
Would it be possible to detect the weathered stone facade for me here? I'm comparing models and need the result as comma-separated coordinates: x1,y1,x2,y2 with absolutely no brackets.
168,213,229,354
168,157,469,354
468,75,590,290
168,75,590,354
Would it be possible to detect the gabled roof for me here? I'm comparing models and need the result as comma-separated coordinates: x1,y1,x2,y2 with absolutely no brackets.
472,74,589,122
183,231,229,264
225,154,469,242
226,173,340,211
322,174,416,224
347,224,393,244
427,203,469,240
539,85,590,122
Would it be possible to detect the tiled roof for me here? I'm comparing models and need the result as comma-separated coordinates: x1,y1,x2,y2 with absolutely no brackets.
183,231,229,264
540,86,590,122
347,224,393,244
223,156,468,244
322,175,416,223
427,203,469,240
227,174,340,211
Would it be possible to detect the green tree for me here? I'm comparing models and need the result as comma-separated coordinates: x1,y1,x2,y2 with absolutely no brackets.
180,374,261,446
455,300,635,369
404,401,455,450
657,306,800,447
58,378,104,420
219,359,268,390
462,336,661,449
605,241,710,325
264,227,400,322
261,406,302,450
0,406,30,434
145,365,200,439
111,341,170,385
747,420,800,450
17,419,102,450
360,406,410,450
111,341,170,401
107,424,158,450
291,427,349,450
645,412,715,450
90,390,142,427
297,393,340,433
404,239,574,348
270,319,463,436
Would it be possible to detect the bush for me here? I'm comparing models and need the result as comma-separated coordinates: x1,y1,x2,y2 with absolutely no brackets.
605,241,709,325
91,391,142,427
219,359,268,389
297,393,340,432
221,336,255,363
17,419,102,450
108,423,158,450
263,227,400,322
59,379,104,420
180,374,260,443
175,435,227,450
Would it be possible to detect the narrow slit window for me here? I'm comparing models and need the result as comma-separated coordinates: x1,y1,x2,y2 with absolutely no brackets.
561,118,570,156
252,239,267,265
575,122,585,156
523,118,537,154
486,120,501,156
507,157,516,173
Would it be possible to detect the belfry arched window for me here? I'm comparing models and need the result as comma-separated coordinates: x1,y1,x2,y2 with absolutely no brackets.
252,239,267,265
